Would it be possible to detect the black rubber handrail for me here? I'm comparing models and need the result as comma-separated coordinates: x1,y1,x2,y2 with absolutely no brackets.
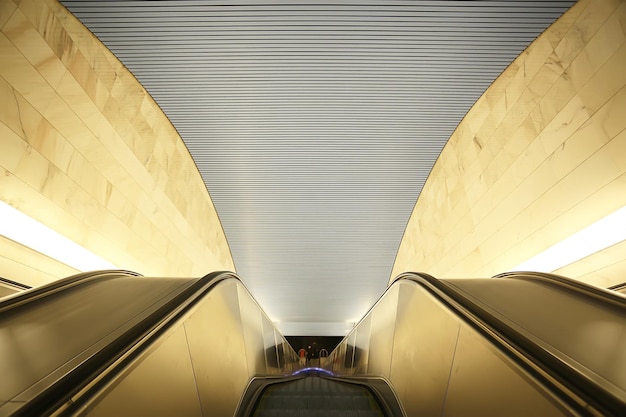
11,270,237,417
390,272,625,416
494,271,626,309
0,270,140,313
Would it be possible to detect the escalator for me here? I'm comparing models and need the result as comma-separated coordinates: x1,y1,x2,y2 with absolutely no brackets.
237,271,624,417
0,270,299,417
326,272,625,417
250,374,384,417
0,270,624,416
236,369,404,417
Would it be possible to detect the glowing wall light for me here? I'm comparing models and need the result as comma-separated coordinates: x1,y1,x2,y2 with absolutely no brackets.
0,200,118,271
510,206,626,273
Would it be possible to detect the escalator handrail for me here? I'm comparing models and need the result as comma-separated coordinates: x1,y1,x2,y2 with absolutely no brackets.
494,270,626,307
389,272,625,416
0,270,141,313
11,270,237,417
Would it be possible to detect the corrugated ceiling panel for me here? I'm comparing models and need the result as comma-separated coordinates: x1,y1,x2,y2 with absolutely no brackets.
60,0,575,335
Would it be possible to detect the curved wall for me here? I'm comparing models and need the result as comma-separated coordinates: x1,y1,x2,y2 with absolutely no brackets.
0,0,234,285
392,0,626,288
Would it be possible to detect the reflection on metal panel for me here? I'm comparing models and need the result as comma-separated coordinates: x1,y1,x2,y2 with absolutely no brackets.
75,280,296,417
389,281,460,417
344,331,358,373
331,342,348,374
237,283,269,376
78,278,299,417
329,277,579,416
87,325,203,417
354,314,371,374
0,272,298,417
262,316,279,373
0,275,194,406
183,280,249,417
446,277,626,396
367,284,398,378
444,326,568,417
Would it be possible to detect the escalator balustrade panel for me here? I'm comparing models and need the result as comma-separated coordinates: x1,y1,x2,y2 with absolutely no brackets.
2,269,624,416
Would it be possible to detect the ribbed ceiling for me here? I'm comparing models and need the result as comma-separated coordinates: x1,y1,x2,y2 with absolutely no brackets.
61,0,575,336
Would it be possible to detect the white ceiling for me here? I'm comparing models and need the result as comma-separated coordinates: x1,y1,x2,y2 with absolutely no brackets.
60,0,575,336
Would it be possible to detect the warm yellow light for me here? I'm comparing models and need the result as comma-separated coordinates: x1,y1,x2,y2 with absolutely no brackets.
510,206,626,273
0,201,118,271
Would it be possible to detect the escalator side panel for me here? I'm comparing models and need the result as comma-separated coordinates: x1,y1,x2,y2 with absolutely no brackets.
85,325,203,417
74,279,298,417
0,276,194,407
444,325,569,417
389,282,461,417
238,283,273,376
330,280,571,416
445,278,626,394
366,284,399,378
332,343,348,374
344,330,357,372
80,280,249,417
262,316,280,371
184,280,250,417
353,314,372,374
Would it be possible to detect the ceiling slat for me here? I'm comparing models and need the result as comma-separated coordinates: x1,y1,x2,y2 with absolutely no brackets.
60,0,575,335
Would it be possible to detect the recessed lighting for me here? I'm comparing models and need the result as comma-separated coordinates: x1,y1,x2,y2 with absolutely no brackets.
0,200,118,272
510,206,626,273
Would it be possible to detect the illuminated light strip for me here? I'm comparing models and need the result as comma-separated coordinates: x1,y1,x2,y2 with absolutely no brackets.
275,321,356,336
0,200,118,271
510,206,626,273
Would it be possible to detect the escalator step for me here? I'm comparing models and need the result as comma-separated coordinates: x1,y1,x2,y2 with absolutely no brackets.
254,410,382,417
305,395,357,409
352,394,376,409
252,377,386,417
259,394,375,411
261,394,306,409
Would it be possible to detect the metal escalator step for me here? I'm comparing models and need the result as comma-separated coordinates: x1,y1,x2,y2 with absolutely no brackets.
305,395,357,409
252,377,386,417
352,394,377,409
260,394,306,409
260,395,367,411
254,411,364,417
253,407,384,417
356,410,386,417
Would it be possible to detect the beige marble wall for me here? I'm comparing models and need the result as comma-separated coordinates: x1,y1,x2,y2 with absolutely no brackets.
392,0,626,288
0,0,234,286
